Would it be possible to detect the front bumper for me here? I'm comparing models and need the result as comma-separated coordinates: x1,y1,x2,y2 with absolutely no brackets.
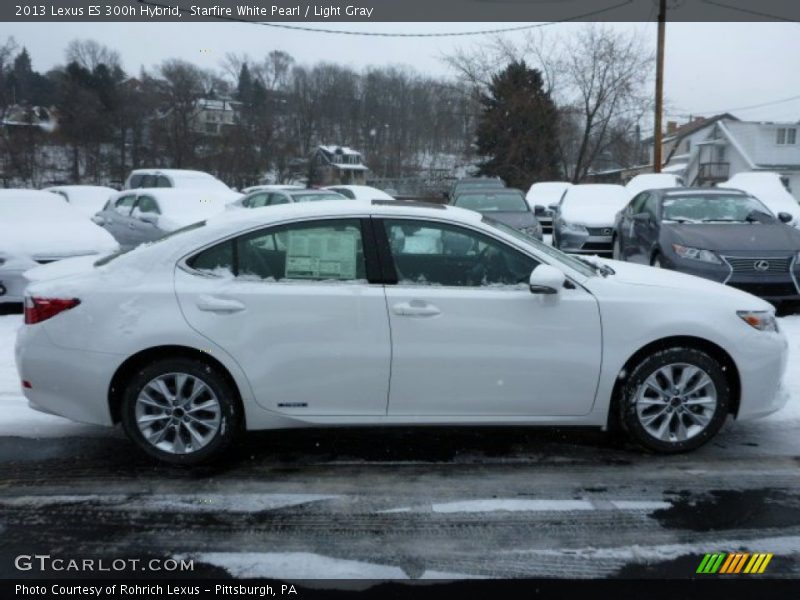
661,254,800,302
0,266,31,304
557,229,614,255
734,325,789,420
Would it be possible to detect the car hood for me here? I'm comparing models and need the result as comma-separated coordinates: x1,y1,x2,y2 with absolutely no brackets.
663,222,800,253
560,202,625,227
583,256,773,309
485,212,538,229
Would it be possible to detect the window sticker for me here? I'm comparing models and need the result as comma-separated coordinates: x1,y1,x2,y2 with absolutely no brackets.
285,228,359,280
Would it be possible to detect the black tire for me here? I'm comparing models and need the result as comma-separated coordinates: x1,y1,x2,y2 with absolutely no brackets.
618,347,730,453
121,358,242,466
651,252,662,268
612,235,621,260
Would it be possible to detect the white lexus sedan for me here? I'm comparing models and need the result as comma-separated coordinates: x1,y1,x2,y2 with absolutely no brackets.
15,200,789,464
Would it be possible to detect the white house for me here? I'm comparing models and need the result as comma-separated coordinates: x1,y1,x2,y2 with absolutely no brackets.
192,99,241,136
660,115,800,200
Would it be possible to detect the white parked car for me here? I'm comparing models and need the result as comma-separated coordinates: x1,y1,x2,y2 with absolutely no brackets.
625,173,684,196
124,169,241,203
93,188,230,248
43,185,117,218
324,185,395,201
241,184,304,194
15,201,788,464
552,184,632,254
0,190,118,304
525,181,572,234
718,172,800,226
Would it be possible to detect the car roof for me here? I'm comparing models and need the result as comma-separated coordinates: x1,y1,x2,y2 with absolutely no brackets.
660,187,748,197
108,188,227,201
128,169,216,178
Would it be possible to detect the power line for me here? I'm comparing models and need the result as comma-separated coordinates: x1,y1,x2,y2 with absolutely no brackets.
136,0,634,37
672,93,800,117
699,0,800,23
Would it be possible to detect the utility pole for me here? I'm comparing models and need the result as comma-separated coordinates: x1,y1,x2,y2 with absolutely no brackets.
653,0,667,173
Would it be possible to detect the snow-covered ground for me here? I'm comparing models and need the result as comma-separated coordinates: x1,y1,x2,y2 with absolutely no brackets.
1,312,799,437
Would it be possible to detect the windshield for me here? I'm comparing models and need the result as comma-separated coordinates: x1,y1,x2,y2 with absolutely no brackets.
291,192,348,202
662,194,774,223
482,217,596,278
455,191,529,213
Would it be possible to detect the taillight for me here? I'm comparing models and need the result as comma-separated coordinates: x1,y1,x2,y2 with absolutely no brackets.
24,296,81,324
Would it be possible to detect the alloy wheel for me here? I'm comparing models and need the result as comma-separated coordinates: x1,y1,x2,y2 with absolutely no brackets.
634,362,718,443
134,372,222,454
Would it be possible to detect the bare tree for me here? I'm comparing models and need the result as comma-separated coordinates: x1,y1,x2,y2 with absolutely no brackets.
154,59,208,167
444,25,654,182
65,39,121,72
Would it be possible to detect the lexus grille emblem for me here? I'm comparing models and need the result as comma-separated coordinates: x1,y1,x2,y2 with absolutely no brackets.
754,260,770,272
602,228,612,236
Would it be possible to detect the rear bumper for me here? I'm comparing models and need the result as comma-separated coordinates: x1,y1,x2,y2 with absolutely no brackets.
15,324,121,426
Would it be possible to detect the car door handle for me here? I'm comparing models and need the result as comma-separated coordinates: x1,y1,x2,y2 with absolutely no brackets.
392,301,441,317
196,295,246,313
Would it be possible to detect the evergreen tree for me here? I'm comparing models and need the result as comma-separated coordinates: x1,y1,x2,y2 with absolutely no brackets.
475,61,561,189
236,63,253,104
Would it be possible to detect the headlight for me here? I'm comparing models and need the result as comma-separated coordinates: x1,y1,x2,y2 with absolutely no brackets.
737,310,778,332
560,221,588,235
521,225,541,237
672,243,722,264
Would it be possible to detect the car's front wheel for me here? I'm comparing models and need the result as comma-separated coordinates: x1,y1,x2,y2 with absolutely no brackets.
121,358,242,465
618,347,730,453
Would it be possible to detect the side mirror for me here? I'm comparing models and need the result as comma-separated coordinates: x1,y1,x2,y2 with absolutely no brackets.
778,212,793,224
534,205,546,216
91,215,105,226
138,212,158,225
529,264,566,295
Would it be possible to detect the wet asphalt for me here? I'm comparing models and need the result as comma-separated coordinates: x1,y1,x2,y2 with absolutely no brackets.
0,423,798,579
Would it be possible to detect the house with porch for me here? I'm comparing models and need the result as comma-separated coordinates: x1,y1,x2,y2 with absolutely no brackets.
657,115,800,200
311,145,369,186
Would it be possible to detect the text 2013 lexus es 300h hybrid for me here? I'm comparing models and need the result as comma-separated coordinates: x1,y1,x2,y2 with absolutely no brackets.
15,200,789,465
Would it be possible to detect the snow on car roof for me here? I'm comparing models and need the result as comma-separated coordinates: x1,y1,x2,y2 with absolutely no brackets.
562,184,631,205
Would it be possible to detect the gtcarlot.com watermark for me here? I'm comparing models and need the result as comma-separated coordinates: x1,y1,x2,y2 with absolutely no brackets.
14,554,194,573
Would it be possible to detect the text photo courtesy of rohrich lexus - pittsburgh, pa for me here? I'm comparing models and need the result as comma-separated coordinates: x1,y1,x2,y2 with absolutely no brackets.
2,0,800,597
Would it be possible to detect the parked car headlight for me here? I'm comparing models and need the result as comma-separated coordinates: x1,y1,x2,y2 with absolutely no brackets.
737,310,778,332
521,225,541,237
560,220,588,235
671,243,722,264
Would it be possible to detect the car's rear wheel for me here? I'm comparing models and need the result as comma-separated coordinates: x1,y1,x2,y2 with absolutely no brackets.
618,347,730,453
121,358,242,465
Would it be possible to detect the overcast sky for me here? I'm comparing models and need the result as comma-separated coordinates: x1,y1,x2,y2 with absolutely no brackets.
6,21,800,126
